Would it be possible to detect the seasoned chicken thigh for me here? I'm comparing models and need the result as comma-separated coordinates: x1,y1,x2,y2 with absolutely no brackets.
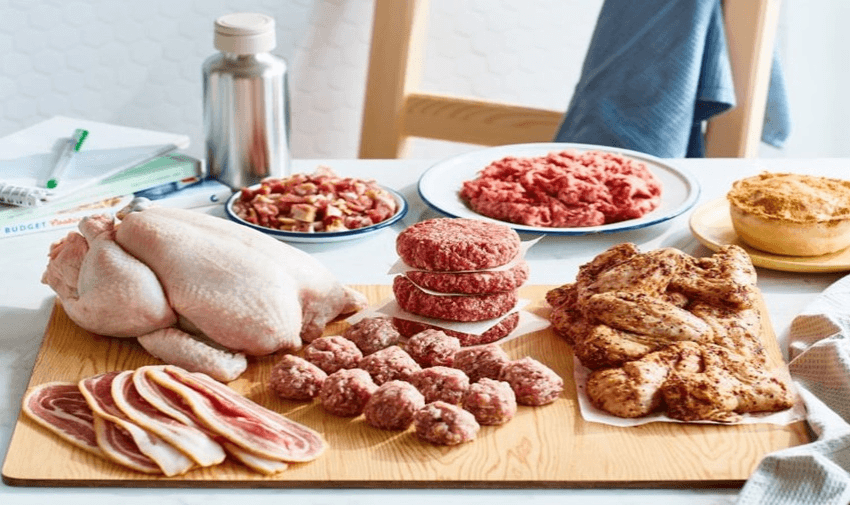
586,342,701,418
582,291,714,344
586,341,793,422
547,243,795,422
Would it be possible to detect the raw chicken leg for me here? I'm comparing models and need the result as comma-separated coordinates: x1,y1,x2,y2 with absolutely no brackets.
41,215,177,338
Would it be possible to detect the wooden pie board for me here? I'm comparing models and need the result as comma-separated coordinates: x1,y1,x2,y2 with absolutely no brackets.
2,285,809,488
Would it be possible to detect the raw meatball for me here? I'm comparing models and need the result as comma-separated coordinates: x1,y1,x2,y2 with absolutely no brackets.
318,368,378,417
411,366,470,404
343,316,402,355
303,335,363,374
269,354,327,401
453,343,511,383
357,345,421,385
413,401,480,446
404,329,461,367
500,357,564,406
363,380,426,431
461,378,517,425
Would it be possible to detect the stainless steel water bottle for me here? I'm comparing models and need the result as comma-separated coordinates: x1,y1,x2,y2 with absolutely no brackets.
203,12,291,189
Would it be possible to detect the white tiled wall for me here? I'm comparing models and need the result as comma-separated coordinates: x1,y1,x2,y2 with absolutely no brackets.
1,0,848,160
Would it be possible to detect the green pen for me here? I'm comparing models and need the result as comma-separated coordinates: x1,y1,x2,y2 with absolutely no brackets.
46,128,89,190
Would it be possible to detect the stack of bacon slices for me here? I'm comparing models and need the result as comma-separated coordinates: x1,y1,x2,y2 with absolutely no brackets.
21,365,327,477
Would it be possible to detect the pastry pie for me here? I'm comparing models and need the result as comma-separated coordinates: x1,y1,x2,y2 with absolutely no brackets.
727,172,850,256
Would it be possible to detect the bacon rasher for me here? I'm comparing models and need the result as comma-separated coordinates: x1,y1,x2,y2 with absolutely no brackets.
91,415,162,474
21,382,103,456
79,371,195,477
132,366,289,474
111,370,226,468
144,365,327,462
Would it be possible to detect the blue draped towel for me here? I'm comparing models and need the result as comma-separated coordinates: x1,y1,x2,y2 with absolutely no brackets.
553,0,790,158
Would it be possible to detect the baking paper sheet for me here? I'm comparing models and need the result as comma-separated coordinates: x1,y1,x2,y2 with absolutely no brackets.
573,356,808,427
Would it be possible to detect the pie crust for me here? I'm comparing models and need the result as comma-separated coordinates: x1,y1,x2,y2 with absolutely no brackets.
727,172,850,256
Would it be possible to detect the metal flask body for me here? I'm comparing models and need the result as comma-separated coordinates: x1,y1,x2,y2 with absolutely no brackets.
203,51,291,189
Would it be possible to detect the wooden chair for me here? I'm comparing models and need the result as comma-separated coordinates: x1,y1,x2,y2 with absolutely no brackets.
359,0,782,159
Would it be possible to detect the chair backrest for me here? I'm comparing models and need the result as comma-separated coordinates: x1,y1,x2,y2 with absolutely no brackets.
359,0,782,159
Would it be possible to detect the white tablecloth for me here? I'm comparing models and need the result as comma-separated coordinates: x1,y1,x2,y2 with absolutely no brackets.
1,157,847,505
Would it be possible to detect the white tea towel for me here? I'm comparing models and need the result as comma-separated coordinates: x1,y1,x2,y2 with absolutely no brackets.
738,274,850,504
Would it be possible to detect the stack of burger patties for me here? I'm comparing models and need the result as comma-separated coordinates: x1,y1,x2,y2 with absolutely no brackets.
391,217,528,346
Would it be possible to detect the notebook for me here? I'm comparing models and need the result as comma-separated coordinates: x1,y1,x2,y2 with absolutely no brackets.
0,153,206,238
0,116,191,205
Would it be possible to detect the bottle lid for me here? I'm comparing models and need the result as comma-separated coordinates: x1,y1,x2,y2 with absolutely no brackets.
214,13,276,54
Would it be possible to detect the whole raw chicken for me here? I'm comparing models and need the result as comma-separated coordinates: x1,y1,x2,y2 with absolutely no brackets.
41,200,367,381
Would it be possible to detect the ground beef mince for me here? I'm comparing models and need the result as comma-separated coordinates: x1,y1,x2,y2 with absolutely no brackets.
393,275,518,322
459,149,663,228
396,218,521,271
393,312,521,347
405,260,530,295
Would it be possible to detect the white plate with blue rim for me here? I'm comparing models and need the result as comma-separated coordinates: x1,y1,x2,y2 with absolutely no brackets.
224,185,408,243
418,142,701,236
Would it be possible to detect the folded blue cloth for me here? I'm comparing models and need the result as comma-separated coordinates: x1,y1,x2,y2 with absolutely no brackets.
553,0,790,158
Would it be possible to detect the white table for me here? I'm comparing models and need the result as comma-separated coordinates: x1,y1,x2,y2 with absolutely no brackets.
1,157,846,505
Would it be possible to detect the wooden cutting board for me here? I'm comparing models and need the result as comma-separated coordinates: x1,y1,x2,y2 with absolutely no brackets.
2,285,809,488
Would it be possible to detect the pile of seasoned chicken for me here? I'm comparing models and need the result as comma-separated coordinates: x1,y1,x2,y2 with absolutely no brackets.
546,243,795,423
